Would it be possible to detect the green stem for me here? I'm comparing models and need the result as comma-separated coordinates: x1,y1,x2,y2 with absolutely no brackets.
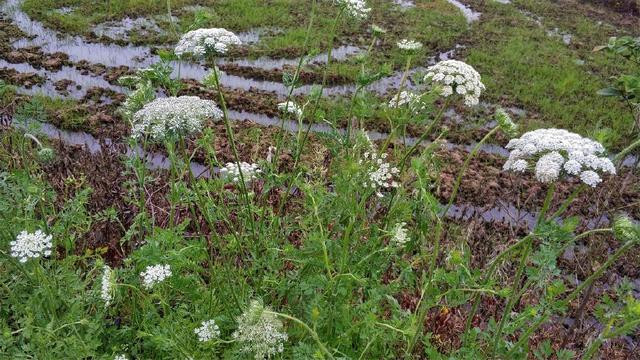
265,311,335,360
405,220,442,356
507,238,638,356
273,0,317,166
443,126,501,215
491,238,532,356
210,66,257,243
614,137,640,163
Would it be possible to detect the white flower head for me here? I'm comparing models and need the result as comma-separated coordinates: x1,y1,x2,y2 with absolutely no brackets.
220,162,262,185
397,39,423,52
233,300,288,359
335,0,371,19
360,151,400,198
131,96,222,141
101,265,115,306
10,230,52,263
195,319,220,342
175,28,242,57
391,222,410,246
140,264,172,290
424,60,485,107
503,128,616,187
114,355,128,360
277,101,303,119
387,91,426,114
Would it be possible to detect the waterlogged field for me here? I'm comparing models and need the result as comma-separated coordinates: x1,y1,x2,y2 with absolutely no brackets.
0,0,639,358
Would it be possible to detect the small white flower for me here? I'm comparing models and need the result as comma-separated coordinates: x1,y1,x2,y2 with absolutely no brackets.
101,265,115,306
175,28,242,57
334,0,371,19
277,101,303,119
220,162,262,185
535,152,564,183
397,39,423,51
424,60,485,107
140,264,172,290
391,222,410,246
195,319,220,342
361,151,399,197
503,128,616,187
387,91,426,113
233,300,288,359
131,96,222,141
114,355,128,360
10,230,52,263
580,170,602,187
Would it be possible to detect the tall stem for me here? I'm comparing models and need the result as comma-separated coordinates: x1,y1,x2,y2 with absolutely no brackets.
277,9,343,214
210,66,257,242
273,0,317,165
614,137,640,165
265,311,335,360
443,126,500,216
491,183,555,356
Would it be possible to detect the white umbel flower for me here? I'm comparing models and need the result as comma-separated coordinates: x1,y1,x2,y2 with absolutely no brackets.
101,265,115,306
335,0,371,19
503,128,616,187
360,151,400,197
397,39,423,51
10,230,52,263
233,300,288,359
220,162,262,184
140,264,172,290
195,319,220,342
131,96,222,141
114,355,128,360
424,60,485,107
175,28,242,57
387,91,426,113
277,101,303,119
391,222,410,246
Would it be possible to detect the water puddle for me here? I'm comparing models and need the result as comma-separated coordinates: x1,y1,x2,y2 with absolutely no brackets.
217,45,363,70
0,59,124,98
445,0,481,23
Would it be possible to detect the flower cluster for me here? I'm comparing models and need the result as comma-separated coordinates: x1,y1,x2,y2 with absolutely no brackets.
220,162,262,185
10,230,52,263
391,222,410,246
503,128,616,187
140,264,172,290
335,0,371,19
114,355,128,360
131,96,222,141
233,301,288,359
424,60,485,106
101,265,114,306
387,91,426,113
195,319,220,342
397,39,423,51
175,28,242,57
360,151,400,197
277,101,303,119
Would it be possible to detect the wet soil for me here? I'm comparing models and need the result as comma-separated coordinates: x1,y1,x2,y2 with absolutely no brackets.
0,66,43,87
